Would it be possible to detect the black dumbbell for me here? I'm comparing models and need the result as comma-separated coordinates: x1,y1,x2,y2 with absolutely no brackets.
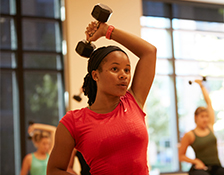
73,88,83,102
75,3,113,58
189,76,207,85
73,93,82,102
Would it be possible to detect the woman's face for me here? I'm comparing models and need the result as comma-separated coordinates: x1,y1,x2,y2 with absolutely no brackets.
36,137,50,153
93,51,131,97
195,111,209,128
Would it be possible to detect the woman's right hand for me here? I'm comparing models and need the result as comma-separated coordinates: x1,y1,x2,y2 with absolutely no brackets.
85,21,108,42
194,158,206,169
194,79,203,87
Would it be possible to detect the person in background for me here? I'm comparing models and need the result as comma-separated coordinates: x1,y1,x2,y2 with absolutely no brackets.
67,149,91,175
179,79,224,175
47,19,157,174
20,123,56,175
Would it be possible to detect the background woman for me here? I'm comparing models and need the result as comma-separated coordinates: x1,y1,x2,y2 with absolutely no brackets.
20,123,56,175
179,79,224,175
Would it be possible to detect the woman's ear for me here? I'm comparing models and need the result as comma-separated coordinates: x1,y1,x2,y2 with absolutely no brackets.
91,70,99,81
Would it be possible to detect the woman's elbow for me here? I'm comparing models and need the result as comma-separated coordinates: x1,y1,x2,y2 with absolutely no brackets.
150,44,157,55
148,45,157,61
47,166,53,175
47,164,58,175
178,152,185,162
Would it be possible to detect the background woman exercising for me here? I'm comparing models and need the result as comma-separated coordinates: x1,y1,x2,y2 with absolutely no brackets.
20,123,56,175
179,79,224,175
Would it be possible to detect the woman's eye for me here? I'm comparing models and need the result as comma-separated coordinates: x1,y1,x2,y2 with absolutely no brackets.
112,67,118,71
125,68,130,73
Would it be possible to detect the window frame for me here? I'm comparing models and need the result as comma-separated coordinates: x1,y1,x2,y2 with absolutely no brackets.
142,0,224,173
0,0,65,174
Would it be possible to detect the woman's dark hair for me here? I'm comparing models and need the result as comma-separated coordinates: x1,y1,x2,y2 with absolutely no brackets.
31,130,50,148
194,106,207,116
82,45,127,106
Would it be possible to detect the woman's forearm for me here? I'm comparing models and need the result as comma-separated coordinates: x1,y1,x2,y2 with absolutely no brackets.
32,123,56,133
110,26,156,59
179,154,197,164
200,85,212,106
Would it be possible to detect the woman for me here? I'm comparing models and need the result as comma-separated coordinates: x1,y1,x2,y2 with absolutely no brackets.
20,123,56,175
47,21,157,175
179,80,224,175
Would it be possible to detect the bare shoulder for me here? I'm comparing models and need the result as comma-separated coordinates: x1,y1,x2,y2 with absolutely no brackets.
25,153,32,162
184,130,195,144
22,153,32,167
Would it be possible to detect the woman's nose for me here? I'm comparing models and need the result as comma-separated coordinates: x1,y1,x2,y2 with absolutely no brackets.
119,70,127,79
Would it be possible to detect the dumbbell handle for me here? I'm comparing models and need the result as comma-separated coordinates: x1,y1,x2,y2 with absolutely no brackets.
88,21,101,38
189,76,206,85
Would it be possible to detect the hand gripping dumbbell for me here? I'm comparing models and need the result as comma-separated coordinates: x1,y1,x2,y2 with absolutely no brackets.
189,76,206,85
75,3,113,58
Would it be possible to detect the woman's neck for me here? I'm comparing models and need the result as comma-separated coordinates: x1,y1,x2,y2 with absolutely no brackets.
195,125,207,131
35,149,47,156
90,94,121,114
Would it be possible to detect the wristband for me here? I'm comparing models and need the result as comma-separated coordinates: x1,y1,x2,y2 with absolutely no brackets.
106,25,115,39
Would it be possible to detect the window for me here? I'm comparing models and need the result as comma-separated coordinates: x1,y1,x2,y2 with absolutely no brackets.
0,0,65,174
141,0,224,173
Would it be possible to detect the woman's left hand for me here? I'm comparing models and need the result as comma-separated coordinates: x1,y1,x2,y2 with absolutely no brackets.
28,124,35,136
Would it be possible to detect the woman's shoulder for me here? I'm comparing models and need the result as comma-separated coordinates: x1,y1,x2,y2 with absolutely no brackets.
122,90,137,104
64,108,87,119
67,107,86,114
23,153,32,163
183,130,195,144
122,90,146,116
60,108,89,128
185,130,194,137
125,89,143,109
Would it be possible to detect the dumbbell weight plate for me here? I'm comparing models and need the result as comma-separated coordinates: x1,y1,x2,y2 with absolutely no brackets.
91,3,113,23
75,40,96,58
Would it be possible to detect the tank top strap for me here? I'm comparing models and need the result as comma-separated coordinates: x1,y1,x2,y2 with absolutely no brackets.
207,126,212,132
31,153,35,159
192,129,197,136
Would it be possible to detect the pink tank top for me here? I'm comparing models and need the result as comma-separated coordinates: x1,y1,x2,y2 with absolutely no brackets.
60,91,149,175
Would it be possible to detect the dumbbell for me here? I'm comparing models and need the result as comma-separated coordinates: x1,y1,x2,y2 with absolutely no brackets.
75,3,113,58
73,87,83,102
189,76,206,85
73,92,82,102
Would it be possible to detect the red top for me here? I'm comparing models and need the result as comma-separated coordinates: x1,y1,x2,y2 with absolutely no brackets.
60,91,149,175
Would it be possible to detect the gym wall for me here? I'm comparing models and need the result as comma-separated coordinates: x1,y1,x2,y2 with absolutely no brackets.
64,0,143,110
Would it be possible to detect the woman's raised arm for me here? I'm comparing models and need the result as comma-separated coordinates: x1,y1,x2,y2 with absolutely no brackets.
195,80,215,127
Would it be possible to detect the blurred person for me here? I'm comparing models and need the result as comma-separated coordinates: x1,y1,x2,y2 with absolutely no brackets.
179,79,224,175
20,123,56,175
